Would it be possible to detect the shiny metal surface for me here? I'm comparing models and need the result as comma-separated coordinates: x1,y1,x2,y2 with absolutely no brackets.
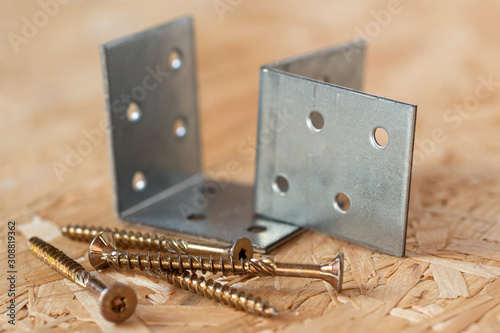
28,237,137,323
90,232,344,292
149,269,278,316
61,224,254,260
101,16,201,215
101,16,302,253
254,41,417,257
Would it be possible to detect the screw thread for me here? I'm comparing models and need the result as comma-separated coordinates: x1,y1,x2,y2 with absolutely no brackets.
108,249,276,277
89,233,343,291
27,237,90,288
149,269,277,316
61,224,189,254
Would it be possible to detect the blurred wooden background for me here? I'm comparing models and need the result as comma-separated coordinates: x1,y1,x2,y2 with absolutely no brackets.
1,1,500,332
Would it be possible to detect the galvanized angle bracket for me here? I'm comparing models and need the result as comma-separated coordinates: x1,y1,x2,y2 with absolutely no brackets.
254,41,417,256
100,16,302,253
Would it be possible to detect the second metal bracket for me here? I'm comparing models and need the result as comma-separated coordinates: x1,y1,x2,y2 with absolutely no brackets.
254,41,417,256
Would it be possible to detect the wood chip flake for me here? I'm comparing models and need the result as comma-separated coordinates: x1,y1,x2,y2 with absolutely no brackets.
406,251,500,278
18,215,61,242
135,304,244,327
404,295,497,333
416,227,448,252
340,243,378,294
390,307,427,323
430,264,469,299
412,303,445,318
432,297,499,332
481,223,500,243
372,258,429,308
446,237,500,262
384,259,405,279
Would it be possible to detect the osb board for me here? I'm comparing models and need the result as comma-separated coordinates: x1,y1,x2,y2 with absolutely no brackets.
1,1,500,332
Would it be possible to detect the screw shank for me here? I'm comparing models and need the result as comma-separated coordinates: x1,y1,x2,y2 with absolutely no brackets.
86,276,108,295
28,237,90,288
67,225,251,260
28,236,138,323
96,237,342,292
274,262,325,279
185,243,226,257
156,270,277,316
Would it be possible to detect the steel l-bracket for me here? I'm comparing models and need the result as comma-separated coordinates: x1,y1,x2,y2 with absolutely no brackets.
101,16,416,256
254,41,417,256
101,17,302,253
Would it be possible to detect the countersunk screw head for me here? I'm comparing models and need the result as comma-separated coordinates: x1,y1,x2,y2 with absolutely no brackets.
99,283,137,323
28,236,138,323
89,232,117,270
320,253,344,292
231,237,253,261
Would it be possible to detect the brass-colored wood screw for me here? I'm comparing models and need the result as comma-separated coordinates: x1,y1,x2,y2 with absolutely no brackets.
61,224,253,260
27,237,137,323
144,268,277,317
89,232,344,292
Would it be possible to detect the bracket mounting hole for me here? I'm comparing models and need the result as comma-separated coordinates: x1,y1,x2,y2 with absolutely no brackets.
202,184,217,195
127,102,142,123
307,111,324,132
334,193,351,213
132,171,147,192
373,127,389,148
173,118,187,138
247,226,267,233
187,213,205,221
273,175,289,195
169,50,182,70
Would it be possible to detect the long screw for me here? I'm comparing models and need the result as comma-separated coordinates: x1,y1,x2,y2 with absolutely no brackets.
144,268,277,317
62,224,253,261
27,237,137,323
89,232,344,292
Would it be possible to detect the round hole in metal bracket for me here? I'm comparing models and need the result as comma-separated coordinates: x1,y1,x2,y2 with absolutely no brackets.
272,175,289,195
169,49,182,70
132,171,147,192
334,193,351,213
373,127,389,148
202,184,217,195
173,118,187,138
307,111,324,132
127,102,142,123
187,213,205,221
247,226,267,233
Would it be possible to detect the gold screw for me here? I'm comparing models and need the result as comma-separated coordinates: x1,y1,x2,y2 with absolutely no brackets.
144,268,277,317
61,224,253,261
89,232,344,292
27,237,137,323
